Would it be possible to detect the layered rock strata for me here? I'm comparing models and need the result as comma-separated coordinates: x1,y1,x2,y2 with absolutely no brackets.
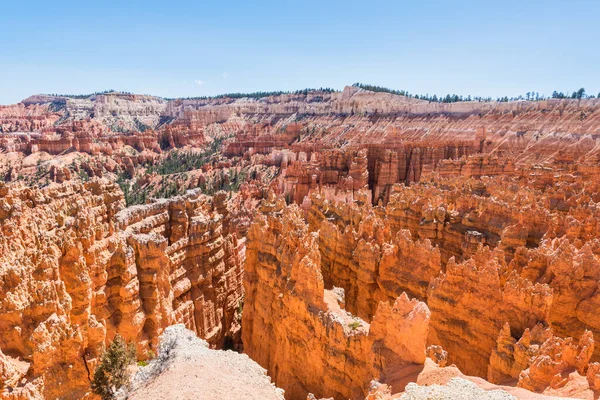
242,197,431,400
0,180,243,398
243,176,600,398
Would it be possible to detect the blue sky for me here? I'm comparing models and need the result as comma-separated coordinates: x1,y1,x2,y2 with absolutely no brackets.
1,0,598,104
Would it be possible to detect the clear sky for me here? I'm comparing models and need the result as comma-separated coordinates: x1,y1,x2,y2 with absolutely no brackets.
1,0,598,104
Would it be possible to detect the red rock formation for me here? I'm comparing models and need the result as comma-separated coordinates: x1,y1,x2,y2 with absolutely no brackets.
0,103,60,134
518,330,594,392
426,247,553,377
242,197,431,400
306,191,441,319
508,238,600,360
0,181,243,398
586,362,600,391
488,323,554,384
489,321,600,395
5,87,600,190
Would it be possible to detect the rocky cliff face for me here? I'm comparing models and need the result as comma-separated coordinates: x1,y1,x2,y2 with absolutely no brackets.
22,93,167,133
242,168,600,399
242,195,431,400
0,181,243,398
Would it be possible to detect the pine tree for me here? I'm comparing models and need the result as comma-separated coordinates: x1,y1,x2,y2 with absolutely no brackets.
91,335,136,400
574,88,586,99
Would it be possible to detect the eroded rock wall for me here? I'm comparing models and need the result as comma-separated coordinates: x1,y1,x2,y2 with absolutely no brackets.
0,181,243,398
242,163,600,398
242,196,431,400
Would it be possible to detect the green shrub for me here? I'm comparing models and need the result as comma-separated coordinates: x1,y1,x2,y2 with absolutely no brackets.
348,321,361,330
78,168,90,182
90,335,136,400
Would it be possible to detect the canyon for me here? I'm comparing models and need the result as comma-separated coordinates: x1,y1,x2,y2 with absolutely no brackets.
1,86,600,399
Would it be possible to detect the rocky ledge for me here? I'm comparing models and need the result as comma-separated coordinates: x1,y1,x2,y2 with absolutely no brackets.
121,324,284,400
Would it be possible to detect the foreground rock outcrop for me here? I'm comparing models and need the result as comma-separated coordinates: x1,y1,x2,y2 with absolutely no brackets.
123,324,284,400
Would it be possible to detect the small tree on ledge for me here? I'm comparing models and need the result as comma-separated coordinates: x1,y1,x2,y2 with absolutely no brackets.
91,334,137,400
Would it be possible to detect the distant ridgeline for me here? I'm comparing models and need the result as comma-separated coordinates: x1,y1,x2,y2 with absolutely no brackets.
165,87,338,101
43,89,126,99
351,83,597,103
40,84,598,104
40,88,338,101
